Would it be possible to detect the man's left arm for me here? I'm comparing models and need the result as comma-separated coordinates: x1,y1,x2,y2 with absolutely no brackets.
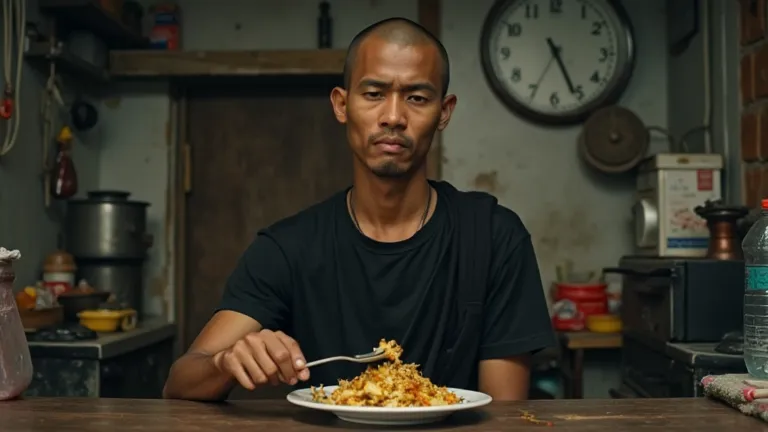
478,207,556,400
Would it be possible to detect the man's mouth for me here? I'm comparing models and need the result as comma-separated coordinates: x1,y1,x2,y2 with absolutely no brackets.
375,138,406,147
374,139,407,153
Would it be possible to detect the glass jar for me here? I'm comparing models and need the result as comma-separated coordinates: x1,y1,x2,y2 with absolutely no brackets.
0,248,33,400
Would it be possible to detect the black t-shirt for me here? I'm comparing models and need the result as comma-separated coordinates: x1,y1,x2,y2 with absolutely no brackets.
218,180,555,390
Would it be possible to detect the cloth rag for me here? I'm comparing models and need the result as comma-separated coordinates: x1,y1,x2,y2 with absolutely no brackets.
701,374,768,423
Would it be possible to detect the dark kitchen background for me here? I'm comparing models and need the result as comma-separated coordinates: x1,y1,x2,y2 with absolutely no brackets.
0,0,756,402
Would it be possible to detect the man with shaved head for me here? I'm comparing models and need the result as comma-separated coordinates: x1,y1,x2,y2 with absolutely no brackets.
163,17,555,402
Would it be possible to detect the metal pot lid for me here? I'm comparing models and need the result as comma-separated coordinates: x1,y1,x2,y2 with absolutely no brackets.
578,105,649,174
87,190,131,201
68,190,150,206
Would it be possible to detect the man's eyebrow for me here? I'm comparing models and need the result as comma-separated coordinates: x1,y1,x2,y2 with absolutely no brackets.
402,83,437,94
357,79,391,89
357,79,437,94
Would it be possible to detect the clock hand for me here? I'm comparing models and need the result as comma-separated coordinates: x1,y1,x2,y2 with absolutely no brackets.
529,54,556,102
546,37,576,94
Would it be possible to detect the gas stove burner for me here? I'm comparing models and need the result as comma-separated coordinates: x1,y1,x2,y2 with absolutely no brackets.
26,324,98,342
715,331,743,355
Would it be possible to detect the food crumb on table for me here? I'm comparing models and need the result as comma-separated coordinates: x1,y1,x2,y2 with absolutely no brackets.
520,409,554,426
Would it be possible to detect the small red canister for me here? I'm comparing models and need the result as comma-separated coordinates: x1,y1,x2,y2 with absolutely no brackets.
551,282,608,331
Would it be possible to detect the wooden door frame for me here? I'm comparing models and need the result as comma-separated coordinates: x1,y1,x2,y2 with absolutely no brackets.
170,84,187,355
169,2,443,350
419,0,442,180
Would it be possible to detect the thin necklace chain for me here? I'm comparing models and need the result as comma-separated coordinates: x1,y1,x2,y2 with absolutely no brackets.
348,185,432,236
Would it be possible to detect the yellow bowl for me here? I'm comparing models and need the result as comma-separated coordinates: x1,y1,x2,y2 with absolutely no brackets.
586,314,622,333
77,309,137,332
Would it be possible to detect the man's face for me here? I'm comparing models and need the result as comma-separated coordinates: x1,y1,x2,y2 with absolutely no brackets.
331,37,456,178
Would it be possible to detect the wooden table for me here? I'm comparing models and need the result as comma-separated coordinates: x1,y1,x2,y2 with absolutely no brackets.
558,331,622,399
2,397,767,431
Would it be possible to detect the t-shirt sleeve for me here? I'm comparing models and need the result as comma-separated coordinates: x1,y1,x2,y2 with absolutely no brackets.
216,233,292,331
480,207,556,360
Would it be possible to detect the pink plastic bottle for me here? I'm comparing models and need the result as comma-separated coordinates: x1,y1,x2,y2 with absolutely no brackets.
0,248,33,400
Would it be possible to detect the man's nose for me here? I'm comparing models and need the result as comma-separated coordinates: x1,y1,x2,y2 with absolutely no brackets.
379,96,407,129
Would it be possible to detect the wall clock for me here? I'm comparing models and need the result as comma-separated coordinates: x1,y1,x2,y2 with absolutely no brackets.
480,0,636,125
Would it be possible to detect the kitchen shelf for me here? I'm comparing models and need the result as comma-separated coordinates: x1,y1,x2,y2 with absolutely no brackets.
25,42,110,83
39,0,148,49
109,49,347,78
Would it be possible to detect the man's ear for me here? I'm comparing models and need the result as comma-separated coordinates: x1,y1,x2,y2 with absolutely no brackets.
437,94,457,131
330,87,348,124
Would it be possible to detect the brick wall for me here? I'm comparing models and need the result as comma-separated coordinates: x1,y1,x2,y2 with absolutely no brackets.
742,0,768,207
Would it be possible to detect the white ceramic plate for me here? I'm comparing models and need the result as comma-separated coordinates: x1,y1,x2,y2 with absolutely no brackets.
286,385,492,425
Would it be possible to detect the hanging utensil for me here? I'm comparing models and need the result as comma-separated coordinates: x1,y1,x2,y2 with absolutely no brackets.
51,126,77,199
70,97,98,131
577,105,650,174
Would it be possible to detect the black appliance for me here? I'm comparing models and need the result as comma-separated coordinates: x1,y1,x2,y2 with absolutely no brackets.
606,256,744,343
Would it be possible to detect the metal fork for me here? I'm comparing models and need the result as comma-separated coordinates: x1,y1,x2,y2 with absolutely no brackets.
304,347,388,368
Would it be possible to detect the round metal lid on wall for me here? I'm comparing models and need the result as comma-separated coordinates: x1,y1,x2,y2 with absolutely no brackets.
577,105,649,174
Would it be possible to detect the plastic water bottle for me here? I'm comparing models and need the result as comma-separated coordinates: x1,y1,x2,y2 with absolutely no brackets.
743,199,768,378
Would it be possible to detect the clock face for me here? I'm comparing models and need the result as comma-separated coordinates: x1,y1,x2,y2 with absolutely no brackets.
480,0,635,125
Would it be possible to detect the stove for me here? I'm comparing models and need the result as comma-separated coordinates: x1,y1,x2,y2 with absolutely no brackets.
607,255,746,398
612,335,745,398
25,324,98,342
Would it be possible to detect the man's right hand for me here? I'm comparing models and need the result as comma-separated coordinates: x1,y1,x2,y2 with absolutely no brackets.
212,329,309,390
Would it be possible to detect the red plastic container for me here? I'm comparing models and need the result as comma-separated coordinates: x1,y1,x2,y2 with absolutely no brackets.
551,282,608,331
